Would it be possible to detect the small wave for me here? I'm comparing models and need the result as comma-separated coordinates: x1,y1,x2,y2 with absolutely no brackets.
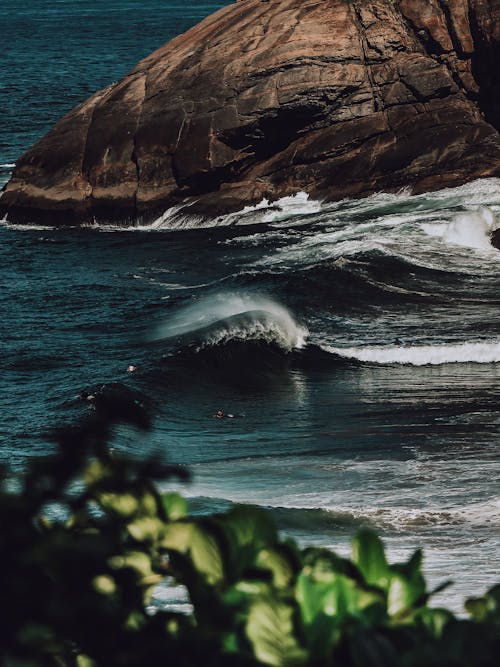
178,494,500,532
0,220,55,231
0,163,15,169
150,293,308,352
321,341,500,365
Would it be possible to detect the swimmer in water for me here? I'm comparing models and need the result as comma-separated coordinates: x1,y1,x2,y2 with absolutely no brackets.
215,409,237,419
127,364,137,373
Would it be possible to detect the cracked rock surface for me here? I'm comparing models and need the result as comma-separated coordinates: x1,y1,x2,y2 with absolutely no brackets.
1,0,499,225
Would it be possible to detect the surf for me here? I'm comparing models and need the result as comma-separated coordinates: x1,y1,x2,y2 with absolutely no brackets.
321,341,500,366
150,293,308,352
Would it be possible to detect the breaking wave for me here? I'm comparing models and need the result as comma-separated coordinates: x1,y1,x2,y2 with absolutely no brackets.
321,341,500,366
421,207,499,251
150,293,308,352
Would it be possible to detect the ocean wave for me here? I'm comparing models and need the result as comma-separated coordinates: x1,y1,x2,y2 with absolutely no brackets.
150,293,308,352
421,207,499,252
321,342,500,366
179,493,500,532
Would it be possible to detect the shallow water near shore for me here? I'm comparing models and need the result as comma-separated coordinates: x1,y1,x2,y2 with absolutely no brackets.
1,0,499,614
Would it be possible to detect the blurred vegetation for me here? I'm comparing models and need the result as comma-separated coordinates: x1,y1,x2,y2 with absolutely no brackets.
1,394,499,667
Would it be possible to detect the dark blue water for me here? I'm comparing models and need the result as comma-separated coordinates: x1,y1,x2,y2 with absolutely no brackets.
1,0,499,612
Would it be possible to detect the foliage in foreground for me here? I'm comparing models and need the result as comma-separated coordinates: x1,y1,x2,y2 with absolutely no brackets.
1,398,499,667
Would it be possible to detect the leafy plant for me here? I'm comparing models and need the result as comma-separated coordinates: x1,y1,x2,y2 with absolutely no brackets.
1,396,499,666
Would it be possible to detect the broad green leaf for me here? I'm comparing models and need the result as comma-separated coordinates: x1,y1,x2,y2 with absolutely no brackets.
352,530,390,590
127,516,164,543
99,492,139,518
466,585,500,624
92,575,117,596
84,459,108,486
77,656,96,667
387,573,419,616
161,521,194,552
465,597,488,622
189,524,225,585
246,596,307,666
417,608,453,639
215,505,278,581
109,550,156,580
162,492,188,521
138,490,159,516
388,553,426,615
302,548,362,581
162,519,226,585
256,548,295,589
298,570,382,625
225,579,272,607
224,505,277,549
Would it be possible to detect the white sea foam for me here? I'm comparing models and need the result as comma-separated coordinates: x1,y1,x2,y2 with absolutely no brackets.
150,293,308,351
321,341,500,365
422,206,499,251
0,218,54,231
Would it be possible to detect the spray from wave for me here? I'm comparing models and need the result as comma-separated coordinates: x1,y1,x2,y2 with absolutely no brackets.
422,207,499,251
150,293,308,352
322,341,500,366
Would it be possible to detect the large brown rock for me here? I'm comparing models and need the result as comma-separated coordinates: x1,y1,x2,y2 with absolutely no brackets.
1,0,499,225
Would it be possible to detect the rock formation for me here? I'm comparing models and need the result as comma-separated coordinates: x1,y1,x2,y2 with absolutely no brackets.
1,0,499,225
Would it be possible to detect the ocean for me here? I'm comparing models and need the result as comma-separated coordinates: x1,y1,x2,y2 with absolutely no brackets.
1,0,499,614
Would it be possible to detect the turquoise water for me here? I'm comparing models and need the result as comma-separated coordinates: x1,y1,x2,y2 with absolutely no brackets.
1,0,499,613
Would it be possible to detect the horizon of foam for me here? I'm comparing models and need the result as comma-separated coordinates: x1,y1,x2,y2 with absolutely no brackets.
321,341,500,365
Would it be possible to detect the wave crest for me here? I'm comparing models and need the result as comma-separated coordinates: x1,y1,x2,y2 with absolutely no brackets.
322,341,500,365
151,294,308,352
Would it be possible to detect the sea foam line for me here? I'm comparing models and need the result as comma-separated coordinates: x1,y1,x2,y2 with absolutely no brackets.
321,341,500,365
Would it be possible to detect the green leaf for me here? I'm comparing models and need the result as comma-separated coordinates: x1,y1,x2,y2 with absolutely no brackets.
127,516,164,543
92,575,117,596
77,656,96,667
138,490,159,517
256,548,295,589
98,492,139,518
296,565,384,659
164,521,225,586
224,505,277,549
387,573,421,616
416,607,453,639
84,459,109,486
466,585,500,624
387,550,426,615
161,521,194,552
246,596,308,666
189,524,225,586
352,530,390,590
212,505,278,582
109,550,157,581
161,492,188,521
303,547,362,581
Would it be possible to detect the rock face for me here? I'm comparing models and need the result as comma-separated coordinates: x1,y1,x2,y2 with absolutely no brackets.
1,0,499,225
